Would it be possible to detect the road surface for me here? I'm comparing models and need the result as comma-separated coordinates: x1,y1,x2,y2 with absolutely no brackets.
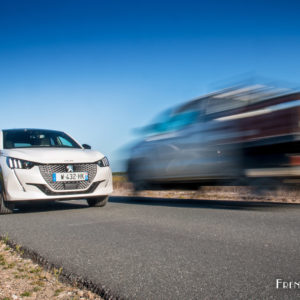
0,196,299,299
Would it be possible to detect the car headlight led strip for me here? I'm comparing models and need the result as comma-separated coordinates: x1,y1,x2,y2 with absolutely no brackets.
6,157,35,169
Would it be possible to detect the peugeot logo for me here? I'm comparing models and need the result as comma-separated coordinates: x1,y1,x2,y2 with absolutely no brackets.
66,165,74,173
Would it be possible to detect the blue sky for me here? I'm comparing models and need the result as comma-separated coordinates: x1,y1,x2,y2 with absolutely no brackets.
1,0,300,170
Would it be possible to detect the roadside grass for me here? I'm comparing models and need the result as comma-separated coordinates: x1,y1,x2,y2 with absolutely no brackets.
112,173,132,190
112,172,127,183
0,237,103,300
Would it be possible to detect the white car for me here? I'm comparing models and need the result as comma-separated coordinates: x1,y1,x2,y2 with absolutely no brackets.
0,128,113,214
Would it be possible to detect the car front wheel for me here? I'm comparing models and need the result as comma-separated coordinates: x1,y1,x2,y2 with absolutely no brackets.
86,196,108,207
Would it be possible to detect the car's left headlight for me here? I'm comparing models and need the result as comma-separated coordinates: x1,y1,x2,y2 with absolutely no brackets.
97,156,110,167
6,157,35,169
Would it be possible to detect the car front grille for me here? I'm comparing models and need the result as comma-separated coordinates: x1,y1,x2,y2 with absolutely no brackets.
39,163,97,190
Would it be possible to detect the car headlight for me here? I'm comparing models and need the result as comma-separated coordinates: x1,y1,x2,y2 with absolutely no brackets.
97,156,110,167
6,157,35,169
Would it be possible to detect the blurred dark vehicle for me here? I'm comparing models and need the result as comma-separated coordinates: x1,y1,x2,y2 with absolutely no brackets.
127,84,300,190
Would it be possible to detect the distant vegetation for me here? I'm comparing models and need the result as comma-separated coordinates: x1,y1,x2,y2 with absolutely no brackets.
112,172,129,189
112,172,126,176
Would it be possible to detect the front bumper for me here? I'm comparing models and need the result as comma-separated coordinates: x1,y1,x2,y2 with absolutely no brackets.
2,162,113,202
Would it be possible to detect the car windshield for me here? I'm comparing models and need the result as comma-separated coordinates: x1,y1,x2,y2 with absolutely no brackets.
3,129,81,149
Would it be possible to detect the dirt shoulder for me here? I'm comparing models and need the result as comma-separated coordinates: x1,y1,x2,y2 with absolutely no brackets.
0,239,103,300
112,175,300,203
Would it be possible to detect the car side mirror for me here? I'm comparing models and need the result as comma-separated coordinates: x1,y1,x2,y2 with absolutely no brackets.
82,144,91,149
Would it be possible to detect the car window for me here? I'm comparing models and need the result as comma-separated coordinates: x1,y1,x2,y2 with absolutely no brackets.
3,129,81,149
57,136,73,147
150,111,199,135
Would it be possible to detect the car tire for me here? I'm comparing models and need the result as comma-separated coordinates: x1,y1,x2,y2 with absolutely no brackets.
0,193,14,214
86,196,108,207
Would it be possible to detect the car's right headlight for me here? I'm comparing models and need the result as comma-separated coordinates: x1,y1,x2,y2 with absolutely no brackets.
97,156,110,167
6,157,35,169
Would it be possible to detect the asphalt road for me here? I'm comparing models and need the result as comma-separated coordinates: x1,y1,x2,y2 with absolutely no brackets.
0,197,299,299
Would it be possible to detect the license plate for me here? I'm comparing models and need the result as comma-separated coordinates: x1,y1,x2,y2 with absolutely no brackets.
52,172,88,182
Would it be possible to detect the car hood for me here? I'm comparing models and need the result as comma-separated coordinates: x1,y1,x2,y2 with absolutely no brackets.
2,148,104,164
